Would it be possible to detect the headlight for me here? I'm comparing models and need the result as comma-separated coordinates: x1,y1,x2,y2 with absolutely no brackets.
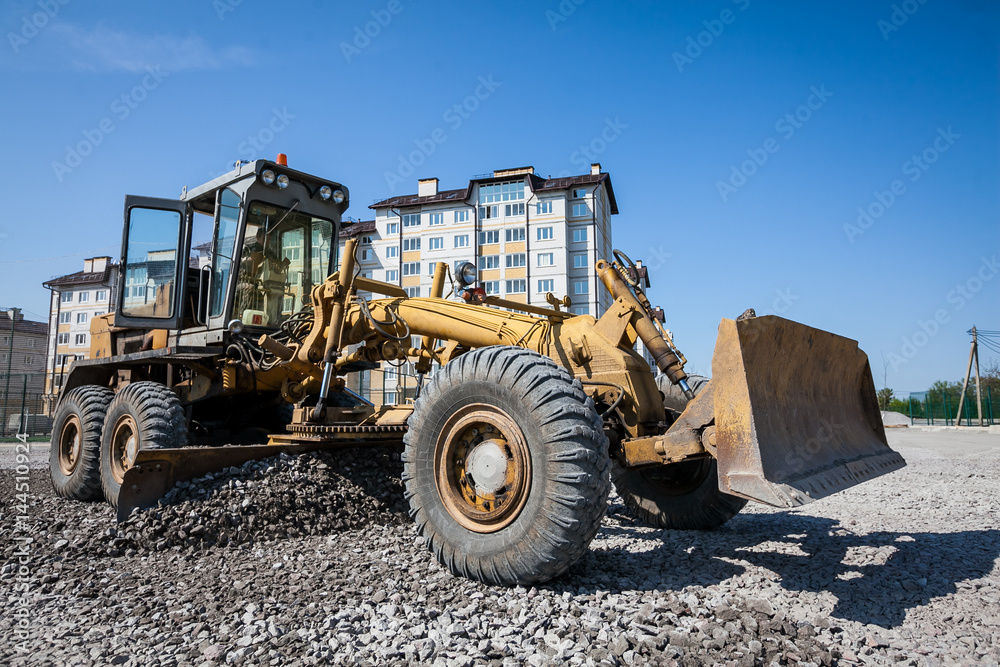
276,174,289,189
318,185,332,200
456,261,477,287
332,189,346,204
227,319,244,335
261,169,276,185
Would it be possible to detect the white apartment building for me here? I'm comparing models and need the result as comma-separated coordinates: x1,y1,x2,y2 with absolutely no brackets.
42,256,118,404
354,163,616,314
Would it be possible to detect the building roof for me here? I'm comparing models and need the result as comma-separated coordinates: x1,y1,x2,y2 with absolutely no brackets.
43,264,118,289
369,171,618,215
340,219,376,238
0,312,47,336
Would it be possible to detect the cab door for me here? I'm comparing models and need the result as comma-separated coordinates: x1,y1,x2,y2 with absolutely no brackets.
115,195,191,331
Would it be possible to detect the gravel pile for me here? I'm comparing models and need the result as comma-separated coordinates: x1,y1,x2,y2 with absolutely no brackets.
2,431,999,666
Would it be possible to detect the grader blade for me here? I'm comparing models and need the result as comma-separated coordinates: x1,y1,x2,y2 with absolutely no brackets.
711,315,905,508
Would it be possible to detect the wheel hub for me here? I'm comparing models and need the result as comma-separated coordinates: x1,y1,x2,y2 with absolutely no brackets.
109,415,139,484
58,416,82,476
435,404,531,534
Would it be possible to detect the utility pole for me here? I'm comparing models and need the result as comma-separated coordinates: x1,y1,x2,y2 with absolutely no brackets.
2,307,19,436
956,326,984,427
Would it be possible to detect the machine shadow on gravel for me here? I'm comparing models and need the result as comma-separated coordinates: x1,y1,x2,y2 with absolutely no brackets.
561,509,1000,629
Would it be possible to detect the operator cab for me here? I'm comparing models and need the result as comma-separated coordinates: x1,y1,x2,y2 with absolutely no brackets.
115,156,348,342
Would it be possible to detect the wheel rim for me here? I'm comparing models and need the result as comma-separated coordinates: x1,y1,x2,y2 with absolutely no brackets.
109,414,139,484
639,458,713,496
58,415,83,476
434,403,531,534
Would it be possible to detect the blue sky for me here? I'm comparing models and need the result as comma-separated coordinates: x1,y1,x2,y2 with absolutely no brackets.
0,0,997,395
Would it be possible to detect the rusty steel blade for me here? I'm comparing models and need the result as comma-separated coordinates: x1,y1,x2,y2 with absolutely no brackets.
711,315,905,508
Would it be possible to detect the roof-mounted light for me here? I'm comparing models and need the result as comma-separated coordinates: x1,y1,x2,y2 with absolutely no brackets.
276,174,289,189
261,169,276,185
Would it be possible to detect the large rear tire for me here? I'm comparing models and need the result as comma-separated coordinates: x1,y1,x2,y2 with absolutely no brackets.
49,386,114,500
100,382,188,507
403,346,610,586
612,373,747,529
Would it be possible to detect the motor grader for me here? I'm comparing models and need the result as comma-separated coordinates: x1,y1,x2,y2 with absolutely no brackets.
49,156,904,585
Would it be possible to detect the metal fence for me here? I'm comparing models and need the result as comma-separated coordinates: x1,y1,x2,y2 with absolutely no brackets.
0,373,51,437
905,387,996,426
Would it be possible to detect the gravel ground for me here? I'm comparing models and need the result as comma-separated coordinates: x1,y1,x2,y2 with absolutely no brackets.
1,429,998,666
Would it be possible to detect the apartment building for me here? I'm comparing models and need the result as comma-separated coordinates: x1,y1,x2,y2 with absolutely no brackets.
0,309,48,430
42,256,119,403
337,164,619,404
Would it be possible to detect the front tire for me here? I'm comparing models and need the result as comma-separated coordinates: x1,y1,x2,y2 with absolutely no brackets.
49,386,114,500
100,382,187,507
612,373,747,529
403,347,610,586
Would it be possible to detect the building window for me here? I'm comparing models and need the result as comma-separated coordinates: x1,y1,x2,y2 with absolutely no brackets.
454,209,469,223
96,290,107,301
403,238,421,251
505,253,526,268
505,227,525,243
574,280,589,295
573,228,588,243
429,237,444,250
572,203,589,217
427,263,437,275
283,296,295,312
78,292,90,303
428,212,444,226
384,392,397,404
360,248,372,260
57,333,69,345
381,208,395,218
573,253,588,269
402,213,421,228
76,312,88,324
479,230,499,245
404,286,420,297
385,270,399,282
59,312,71,324
483,280,501,295
93,311,103,318
480,181,525,203
536,227,553,241
572,188,587,198
454,235,469,248
361,236,373,244
478,255,500,270
505,279,526,294
402,262,421,276
24,356,33,365
386,222,399,235
537,253,554,267
60,292,74,303
536,201,553,215
505,202,524,217
74,334,87,346
386,246,399,259
571,305,589,315
538,279,554,293
479,205,499,219
26,339,35,348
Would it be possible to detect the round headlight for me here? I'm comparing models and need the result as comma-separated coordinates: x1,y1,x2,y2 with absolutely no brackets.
276,174,289,189
227,319,245,335
332,189,346,204
261,169,276,185
318,185,332,200
456,261,477,287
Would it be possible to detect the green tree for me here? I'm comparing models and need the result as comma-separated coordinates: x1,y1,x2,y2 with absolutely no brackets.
876,386,894,410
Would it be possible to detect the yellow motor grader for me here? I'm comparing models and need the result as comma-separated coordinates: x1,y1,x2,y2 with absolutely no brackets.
49,157,904,585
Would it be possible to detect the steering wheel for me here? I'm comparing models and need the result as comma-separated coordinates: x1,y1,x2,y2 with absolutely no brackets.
612,249,640,288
